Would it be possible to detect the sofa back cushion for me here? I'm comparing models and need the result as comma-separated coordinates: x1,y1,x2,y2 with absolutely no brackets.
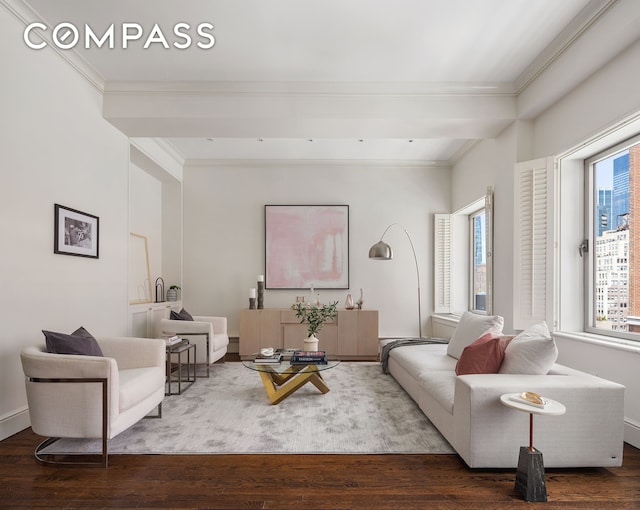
455,333,509,375
499,321,558,374
446,311,504,360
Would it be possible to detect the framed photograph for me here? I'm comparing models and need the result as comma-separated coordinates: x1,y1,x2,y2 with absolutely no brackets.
265,205,349,289
54,204,99,259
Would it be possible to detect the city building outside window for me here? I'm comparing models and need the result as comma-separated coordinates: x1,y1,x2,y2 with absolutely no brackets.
470,208,487,313
588,136,640,340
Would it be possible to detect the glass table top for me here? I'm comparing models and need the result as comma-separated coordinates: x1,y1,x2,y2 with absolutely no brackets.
242,356,340,374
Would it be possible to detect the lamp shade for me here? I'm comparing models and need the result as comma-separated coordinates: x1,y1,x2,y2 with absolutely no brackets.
368,241,393,259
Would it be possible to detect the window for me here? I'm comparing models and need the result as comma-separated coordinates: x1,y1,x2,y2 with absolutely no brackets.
586,135,640,340
434,187,493,315
470,208,487,313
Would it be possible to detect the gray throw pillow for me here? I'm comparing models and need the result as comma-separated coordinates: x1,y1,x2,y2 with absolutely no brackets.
171,308,194,321
43,328,103,356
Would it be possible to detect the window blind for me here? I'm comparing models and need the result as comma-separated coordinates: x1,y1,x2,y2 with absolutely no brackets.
513,157,554,330
434,213,452,313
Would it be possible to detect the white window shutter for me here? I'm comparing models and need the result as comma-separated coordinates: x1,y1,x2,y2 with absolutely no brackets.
434,213,452,313
513,157,554,330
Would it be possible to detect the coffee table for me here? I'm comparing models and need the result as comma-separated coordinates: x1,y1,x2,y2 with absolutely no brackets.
242,357,340,405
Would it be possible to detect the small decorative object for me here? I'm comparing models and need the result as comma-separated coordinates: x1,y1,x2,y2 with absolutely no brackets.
54,203,99,258
293,301,338,351
249,288,257,309
345,291,354,310
167,285,180,302
155,277,165,303
257,275,265,309
308,284,320,306
356,288,364,309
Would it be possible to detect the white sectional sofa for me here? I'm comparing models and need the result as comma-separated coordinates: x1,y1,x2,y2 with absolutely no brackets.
381,312,625,468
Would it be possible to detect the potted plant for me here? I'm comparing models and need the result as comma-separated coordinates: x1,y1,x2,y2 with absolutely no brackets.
293,300,338,351
167,285,181,302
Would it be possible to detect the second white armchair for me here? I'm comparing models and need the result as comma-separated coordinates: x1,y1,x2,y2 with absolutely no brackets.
160,315,229,377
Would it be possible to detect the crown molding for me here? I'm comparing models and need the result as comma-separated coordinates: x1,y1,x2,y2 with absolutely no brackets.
104,80,516,98
184,158,450,169
515,0,619,94
1,0,105,92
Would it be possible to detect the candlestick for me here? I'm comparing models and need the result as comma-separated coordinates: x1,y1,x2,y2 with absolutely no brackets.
257,279,265,309
249,297,256,310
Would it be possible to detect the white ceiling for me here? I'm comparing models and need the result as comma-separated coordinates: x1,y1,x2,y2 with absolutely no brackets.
20,0,605,164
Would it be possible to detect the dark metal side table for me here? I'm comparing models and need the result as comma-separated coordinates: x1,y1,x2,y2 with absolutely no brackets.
166,340,196,395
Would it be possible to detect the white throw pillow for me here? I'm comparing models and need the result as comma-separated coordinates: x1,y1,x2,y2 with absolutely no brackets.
499,321,558,375
446,311,504,360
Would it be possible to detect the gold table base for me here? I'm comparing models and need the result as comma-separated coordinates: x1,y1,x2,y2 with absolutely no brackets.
257,364,330,404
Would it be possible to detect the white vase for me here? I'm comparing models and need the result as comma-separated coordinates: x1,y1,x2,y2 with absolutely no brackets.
345,292,354,310
303,335,319,351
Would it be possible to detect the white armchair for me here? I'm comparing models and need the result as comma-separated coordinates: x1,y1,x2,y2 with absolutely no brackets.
20,336,165,467
159,315,229,377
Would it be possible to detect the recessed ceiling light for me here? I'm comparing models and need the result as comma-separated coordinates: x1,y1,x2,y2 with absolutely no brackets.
307,138,314,142
358,139,364,143
257,138,264,142
207,138,214,142
408,139,414,143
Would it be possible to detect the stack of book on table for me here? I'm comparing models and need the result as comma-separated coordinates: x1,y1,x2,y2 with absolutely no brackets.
254,352,284,364
290,350,328,365
163,335,182,347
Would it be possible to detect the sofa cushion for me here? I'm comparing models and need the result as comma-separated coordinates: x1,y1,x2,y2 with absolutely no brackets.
170,308,194,321
389,343,457,380
446,311,504,360
499,321,558,375
118,367,165,413
43,328,103,357
455,333,506,375
418,371,457,414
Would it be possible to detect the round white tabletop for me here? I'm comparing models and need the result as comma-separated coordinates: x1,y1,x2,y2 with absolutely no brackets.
500,393,567,416
500,393,566,416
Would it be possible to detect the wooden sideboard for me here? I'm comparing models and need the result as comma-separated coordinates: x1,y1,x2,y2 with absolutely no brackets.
239,308,379,360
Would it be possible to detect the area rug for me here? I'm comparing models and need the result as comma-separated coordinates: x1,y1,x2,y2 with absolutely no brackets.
44,362,455,455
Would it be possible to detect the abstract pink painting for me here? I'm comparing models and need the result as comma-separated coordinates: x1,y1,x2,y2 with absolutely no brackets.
265,205,349,289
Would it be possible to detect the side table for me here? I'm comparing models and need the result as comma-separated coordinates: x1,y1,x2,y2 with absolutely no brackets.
166,340,196,395
500,393,566,502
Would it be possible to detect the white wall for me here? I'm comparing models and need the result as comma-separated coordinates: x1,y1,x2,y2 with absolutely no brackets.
182,162,450,338
0,7,130,439
451,38,640,447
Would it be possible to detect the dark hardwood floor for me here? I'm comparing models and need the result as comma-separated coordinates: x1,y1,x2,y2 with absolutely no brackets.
1,428,639,509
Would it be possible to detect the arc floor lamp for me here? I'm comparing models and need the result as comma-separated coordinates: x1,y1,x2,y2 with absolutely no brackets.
368,223,422,338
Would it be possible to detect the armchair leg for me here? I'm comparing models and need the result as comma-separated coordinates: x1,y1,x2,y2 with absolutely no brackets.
29,376,109,468
34,436,108,468
145,402,162,419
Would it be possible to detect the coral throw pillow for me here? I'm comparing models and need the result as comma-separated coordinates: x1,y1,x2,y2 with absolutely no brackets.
455,332,506,376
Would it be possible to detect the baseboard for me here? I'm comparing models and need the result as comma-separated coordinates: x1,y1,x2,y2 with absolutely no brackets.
0,406,30,441
624,417,640,449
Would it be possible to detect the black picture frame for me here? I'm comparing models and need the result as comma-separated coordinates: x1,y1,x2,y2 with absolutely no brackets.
54,204,99,259
264,204,349,289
